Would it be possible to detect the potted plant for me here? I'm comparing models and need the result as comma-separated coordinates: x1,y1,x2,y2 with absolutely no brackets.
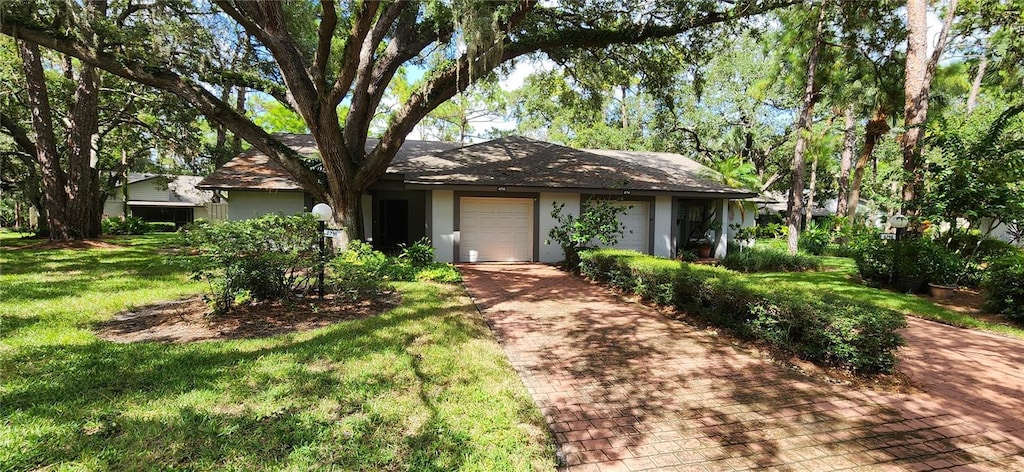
692,237,713,258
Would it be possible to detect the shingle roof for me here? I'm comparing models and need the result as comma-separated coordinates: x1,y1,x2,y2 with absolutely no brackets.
198,134,756,198
392,136,755,196
197,134,461,190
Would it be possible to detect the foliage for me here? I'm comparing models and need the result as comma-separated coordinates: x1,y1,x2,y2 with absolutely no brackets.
852,236,894,285
722,247,821,273
853,235,975,288
983,253,1024,320
327,240,398,302
0,236,554,470
399,237,435,268
329,240,461,299
177,214,319,313
578,249,906,374
101,216,152,235
798,222,831,255
923,102,1024,233
547,198,630,269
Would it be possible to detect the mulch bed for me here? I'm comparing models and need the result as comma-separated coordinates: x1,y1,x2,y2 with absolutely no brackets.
96,293,401,343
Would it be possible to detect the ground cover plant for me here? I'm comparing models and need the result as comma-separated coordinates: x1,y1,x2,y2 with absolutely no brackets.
1,234,554,470
578,249,906,374
721,246,821,272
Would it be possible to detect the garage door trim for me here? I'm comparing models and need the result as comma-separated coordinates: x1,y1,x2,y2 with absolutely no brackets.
454,192,539,263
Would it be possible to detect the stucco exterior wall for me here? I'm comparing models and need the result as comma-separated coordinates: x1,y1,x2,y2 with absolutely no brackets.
431,190,455,262
538,192,580,263
653,196,674,258
228,191,306,221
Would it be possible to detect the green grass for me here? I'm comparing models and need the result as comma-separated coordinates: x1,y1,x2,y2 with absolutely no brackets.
1,235,554,471
745,253,1024,339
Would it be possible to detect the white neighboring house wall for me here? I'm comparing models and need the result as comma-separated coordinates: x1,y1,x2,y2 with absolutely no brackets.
227,190,306,221
980,218,1023,246
539,192,580,263
714,199,730,259
726,201,757,247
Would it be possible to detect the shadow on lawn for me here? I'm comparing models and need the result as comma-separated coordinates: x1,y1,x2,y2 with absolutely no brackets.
461,264,1024,470
0,285,522,471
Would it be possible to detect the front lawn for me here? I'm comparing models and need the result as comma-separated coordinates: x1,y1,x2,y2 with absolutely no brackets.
746,253,1024,339
1,235,554,470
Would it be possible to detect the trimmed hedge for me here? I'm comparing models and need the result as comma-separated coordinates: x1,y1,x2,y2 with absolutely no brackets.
579,249,906,374
721,247,821,273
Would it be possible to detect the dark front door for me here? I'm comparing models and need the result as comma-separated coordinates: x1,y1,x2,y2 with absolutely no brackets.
379,199,409,251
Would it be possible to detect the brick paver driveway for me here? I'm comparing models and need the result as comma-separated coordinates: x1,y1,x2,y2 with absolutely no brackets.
460,264,1024,471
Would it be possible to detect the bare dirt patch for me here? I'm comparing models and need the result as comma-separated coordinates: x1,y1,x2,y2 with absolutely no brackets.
97,293,401,343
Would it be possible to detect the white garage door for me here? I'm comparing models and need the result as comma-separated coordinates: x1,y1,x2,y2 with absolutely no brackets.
459,197,533,262
609,201,650,253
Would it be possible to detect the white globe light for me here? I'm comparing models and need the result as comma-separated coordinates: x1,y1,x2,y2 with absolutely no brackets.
890,214,909,229
311,203,333,222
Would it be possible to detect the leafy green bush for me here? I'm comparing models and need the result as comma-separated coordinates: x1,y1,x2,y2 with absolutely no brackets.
328,240,396,301
547,198,630,269
798,223,831,255
852,236,893,284
415,263,462,283
579,249,905,374
983,254,1024,320
102,216,151,235
399,237,435,267
177,214,319,313
149,222,178,232
721,247,821,273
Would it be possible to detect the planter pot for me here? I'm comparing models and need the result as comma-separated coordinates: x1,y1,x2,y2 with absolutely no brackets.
928,283,958,299
697,245,712,258
895,278,927,294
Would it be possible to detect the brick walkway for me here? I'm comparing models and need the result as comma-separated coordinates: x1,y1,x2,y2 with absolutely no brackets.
460,264,1024,471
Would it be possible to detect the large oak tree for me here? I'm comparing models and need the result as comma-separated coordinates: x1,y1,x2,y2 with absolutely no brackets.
1,0,795,242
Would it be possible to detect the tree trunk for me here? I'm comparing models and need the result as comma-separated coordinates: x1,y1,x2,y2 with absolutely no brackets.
967,52,988,114
787,4,828,254
805,152,819,230
18,40,72,240
902,0,958,215
847,111,890,220
66,59,103,238
835,106,856,217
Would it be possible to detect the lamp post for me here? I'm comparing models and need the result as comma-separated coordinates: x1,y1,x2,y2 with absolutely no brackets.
890,213,910,289
311,203,332,300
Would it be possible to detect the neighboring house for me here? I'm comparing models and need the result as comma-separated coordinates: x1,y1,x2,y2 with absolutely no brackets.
103,173,222,227
198,135,757,263
756,191,886,228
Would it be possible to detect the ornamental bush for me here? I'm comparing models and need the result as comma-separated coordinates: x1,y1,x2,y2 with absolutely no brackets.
102,216,152,235
177,214,320,313
579,249,905,374
983,254,1024,321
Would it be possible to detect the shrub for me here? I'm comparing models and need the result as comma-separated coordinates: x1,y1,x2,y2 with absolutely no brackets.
327,240,395,301
149,222,178,233
983,254,1024,320
547,198,630,269
177,214,319,313
102,216,151,235
414,263,462,283
399,237,435,268
579,249,905,374
798,223,831,255
721,247,821,273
